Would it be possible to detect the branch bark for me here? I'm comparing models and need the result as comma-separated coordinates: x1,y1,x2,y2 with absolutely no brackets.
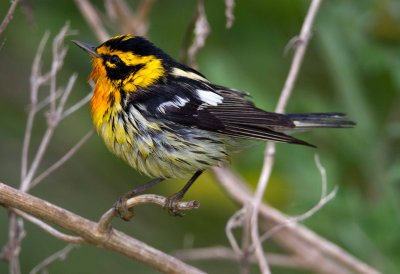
0,0,19,35
213,167,380,274
250,0,323,272
0,182,205,274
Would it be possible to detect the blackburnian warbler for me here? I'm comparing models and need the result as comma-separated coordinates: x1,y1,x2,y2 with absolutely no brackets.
73,35,354,218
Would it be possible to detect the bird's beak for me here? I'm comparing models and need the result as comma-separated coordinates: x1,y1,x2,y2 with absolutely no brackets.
72,40,100,58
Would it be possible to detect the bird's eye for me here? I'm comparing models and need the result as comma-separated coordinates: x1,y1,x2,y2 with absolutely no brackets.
109,55,122,65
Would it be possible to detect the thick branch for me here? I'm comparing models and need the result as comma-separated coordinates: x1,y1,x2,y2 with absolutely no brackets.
0,182,205,274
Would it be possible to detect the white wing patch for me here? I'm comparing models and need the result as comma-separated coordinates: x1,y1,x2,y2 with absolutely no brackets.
157,96,189,114
196,90,224,106
172,67,209,82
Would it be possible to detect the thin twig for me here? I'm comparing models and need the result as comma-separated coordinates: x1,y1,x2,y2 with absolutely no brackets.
240,204,252,274
224,0,235,29
49,24,70,118
1,214,25,274
74,0,109,41
187,0,210,68
21,32,50,183
34,89,64,113
250,143,275,274
179,6,199,64
29,244,76,274
0,0,20,35
259,155,337,243
55,73,78,117
173,246,309,269
97,194,200,233
60,91,92,120
213,166,380,274
13,209,85,244
225,207,246,255
30,130,94,189
250,1,323,273
21,23,75,191
106,0,155,36
0,182,205,274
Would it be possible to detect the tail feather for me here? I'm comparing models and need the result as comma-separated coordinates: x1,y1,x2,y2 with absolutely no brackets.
287,112,356,129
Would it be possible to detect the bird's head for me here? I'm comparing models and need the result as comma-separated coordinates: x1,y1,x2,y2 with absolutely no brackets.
73,35,169,92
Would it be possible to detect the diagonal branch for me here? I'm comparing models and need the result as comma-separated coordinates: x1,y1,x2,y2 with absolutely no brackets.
250,0,323,272
29,130,94,189
74,0,109,41
0,0,20,35
213,166,380,274
0,182,205,274
29,244,76,274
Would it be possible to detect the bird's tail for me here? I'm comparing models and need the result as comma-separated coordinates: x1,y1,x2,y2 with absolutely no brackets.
287,112,355,129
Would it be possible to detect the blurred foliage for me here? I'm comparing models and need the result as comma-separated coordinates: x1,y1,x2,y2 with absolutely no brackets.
0,0,399,273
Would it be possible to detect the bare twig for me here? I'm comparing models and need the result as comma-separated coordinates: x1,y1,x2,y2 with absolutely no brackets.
250,143,275,273
21,32,50,182
179,6,199,64
0,182,205,274
250,1,323,272
9,30,50,274
1,214,25,274
98,194,200,233
187,0,210,68
224,0,235,29
240,204,252,274
106,0,155,36
21,24,78,191
225,207,246,255
259,155,338,243
29,244,76,274
0,0,20,35
74,0,109,41
30,130,94,189
55,73,78,117
48,24,70,118
174,246,309,269
13,209,85,244
213,166,380,274
8,25,91,273
60,91,92,120
35,89,64,113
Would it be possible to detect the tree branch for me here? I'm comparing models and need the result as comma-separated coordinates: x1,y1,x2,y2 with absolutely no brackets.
213,166,380,274
174,246,309,269
250,1,323,272
29,244,76,274
0,0,20,35
0,182,205,274
74,0,109,41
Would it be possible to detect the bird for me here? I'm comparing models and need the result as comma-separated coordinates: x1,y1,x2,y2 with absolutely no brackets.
73,35,354,219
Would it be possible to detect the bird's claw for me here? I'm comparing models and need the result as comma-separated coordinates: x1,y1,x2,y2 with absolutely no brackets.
165,192,185,217
114,196,134,221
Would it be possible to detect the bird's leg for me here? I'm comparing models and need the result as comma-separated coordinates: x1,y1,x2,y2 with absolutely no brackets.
114,178,164,221
166,170,204,216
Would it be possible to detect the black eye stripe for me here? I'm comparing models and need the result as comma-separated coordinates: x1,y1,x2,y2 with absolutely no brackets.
104,61,145,80
109,55,122,65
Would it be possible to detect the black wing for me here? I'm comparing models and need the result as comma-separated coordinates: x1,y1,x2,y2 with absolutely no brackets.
128,76,313,146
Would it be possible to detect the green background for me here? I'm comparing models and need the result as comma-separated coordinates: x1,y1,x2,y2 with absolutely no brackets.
0,0,399,273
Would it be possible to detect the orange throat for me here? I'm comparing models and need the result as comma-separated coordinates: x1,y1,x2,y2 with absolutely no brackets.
89,59,121,131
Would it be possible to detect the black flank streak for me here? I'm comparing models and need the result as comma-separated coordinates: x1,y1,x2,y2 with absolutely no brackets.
191,150,207,155
176,158,191,166
196,159,209,166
